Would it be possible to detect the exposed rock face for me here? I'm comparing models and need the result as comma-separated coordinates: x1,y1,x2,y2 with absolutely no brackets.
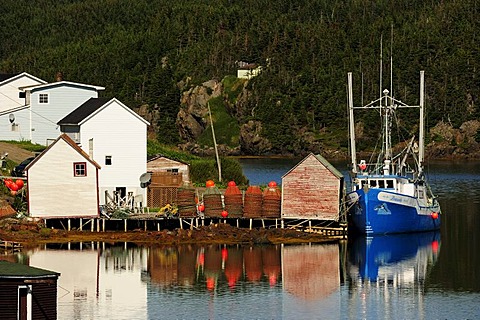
240,120,272,155
135,104,159,139
426,120,480,158
177,80,222,142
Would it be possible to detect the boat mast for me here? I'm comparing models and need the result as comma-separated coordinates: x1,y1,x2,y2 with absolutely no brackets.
383,90,390,160
348,72,357,174
419,71,425,175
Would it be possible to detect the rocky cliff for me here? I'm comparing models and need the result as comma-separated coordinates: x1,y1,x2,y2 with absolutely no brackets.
146,76,480,160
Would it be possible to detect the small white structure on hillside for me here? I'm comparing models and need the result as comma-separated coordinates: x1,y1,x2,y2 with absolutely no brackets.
58,97,149,206
0,79,104,145
26,134,101,218
237,61,262,79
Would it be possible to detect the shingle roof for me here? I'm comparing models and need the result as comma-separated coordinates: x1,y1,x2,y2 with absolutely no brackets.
57,97,111,125
0,260,60,279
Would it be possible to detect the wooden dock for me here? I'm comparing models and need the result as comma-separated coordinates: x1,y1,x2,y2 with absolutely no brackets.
43,216,348,238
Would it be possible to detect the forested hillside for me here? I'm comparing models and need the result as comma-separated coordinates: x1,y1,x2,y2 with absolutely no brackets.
1,0,479,155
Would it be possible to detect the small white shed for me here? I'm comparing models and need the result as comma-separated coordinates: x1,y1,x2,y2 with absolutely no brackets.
26,134,101,218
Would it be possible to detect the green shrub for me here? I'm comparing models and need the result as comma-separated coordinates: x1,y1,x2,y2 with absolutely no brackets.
39,228,52,237
190,157,248,186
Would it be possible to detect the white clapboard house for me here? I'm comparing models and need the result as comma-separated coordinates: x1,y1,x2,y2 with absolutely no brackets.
57,97,149,207
0,77,104,145
25,134,101,218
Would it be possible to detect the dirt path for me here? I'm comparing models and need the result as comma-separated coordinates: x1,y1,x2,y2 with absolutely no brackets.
0,142,35,164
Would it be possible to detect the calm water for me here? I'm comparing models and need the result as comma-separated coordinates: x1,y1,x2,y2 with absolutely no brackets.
4,159,480,319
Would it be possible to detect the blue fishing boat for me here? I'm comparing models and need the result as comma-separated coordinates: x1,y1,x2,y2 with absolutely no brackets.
346,71,441,234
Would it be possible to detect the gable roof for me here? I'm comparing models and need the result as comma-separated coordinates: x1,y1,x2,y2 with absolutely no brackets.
0,260,59,279
57,97,149,126
147,154,190,165
282,153,343,179
57,97,111,124
0,72,47,87
25,133,101,171
20,80,104,92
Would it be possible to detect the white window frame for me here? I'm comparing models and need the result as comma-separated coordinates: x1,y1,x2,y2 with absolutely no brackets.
39,93,49,104
17,285,32,320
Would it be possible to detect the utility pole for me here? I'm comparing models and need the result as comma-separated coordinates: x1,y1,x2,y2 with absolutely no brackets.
208,103,222,182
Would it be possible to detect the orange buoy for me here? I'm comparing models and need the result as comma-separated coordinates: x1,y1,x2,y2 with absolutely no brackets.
268,181,277,188
431,212,439,219
206,180,215,188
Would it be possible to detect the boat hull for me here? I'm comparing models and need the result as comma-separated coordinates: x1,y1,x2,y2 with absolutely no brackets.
348,188,441,235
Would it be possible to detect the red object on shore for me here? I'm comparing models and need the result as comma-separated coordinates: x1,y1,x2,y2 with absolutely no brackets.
15,179,24,189
227,181,236,187
206,180,215,187
268,181,277,188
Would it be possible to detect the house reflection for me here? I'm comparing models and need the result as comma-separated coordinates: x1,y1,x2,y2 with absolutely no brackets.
282,244,340,300
145,242,340,301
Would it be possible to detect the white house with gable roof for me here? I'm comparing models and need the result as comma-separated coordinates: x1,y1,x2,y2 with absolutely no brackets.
58,97,149,206
0,78,104,145
26,134,101,218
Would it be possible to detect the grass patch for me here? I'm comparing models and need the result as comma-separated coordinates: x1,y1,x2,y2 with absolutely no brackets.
0,140,46,153
222,76,246,102
197,96,240,147
147,140,200,163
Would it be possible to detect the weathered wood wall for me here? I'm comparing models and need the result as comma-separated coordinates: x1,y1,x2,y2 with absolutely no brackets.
281,154,342,220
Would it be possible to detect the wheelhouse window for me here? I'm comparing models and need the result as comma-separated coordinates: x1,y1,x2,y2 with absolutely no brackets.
386,180,394,188
74,162,87,177
105,156,112,165
39,93,49,104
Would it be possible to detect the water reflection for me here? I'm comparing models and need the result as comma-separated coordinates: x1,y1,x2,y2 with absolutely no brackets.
348,232,440,284
0,231,456,319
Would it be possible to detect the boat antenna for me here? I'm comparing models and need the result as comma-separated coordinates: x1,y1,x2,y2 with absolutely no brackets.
379,34,383,102
419,71,425,175
390,24,393,100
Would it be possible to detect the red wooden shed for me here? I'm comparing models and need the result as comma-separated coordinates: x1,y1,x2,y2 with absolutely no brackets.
281,153,343,220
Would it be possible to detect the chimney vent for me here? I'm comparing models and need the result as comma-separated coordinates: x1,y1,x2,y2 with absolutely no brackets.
55,72,64,82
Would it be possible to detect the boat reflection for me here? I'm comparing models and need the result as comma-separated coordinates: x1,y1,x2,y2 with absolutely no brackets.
348,232,441,284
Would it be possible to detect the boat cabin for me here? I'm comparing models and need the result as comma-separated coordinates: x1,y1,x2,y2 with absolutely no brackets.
354,175,429,200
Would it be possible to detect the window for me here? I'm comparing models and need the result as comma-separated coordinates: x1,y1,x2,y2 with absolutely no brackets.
386,180,394,188
167,168,179,174
74,162,87,177
18,92,26,98
39,93,49,104
11,123,19,132
105,156,112,165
